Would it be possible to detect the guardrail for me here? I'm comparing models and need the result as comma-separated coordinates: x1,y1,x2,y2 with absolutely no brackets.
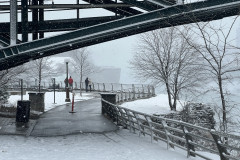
101,98,240,160
7,81,155,98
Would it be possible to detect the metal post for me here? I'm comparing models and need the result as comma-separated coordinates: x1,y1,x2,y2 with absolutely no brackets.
32,0,38,40
39,0,44,38
10,0,17,45
77,0,79,19
20,79,23,101
52,78,56,104
103,83,106,91
21,0,28,42
65,62,70,102
132,84,135,99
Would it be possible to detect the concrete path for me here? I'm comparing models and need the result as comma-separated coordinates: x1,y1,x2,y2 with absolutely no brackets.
0,98,118,137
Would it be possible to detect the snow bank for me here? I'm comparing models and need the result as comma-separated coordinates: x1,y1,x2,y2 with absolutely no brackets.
121,94,184,115
7,91,94,112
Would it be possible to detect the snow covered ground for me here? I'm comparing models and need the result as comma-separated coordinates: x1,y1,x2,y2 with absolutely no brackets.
1,93,220,160
7,91,94,112
0,129,214,160
120,94,184,115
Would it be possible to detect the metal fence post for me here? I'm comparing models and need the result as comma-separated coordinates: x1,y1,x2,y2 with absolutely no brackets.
102,83,105,91
121,90,123,102
132,84,135,99
148,85,151,97
152,86,155,96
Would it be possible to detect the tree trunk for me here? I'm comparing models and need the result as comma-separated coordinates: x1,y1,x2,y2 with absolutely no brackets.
218,75,227,132
38,62,42,93
166,82,173,110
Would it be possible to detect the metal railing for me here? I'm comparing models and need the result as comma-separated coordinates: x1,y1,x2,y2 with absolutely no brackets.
101,99,240,160
7,81,155,98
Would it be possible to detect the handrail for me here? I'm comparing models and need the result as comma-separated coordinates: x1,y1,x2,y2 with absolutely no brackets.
7,81,155,101
101,98,240,160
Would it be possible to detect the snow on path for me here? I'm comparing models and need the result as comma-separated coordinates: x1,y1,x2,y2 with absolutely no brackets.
0,129,199,160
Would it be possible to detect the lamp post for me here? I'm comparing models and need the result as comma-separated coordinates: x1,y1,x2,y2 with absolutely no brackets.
65,62,70,102
52,78,56,104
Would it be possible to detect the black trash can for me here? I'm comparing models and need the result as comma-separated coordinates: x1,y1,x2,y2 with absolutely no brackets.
16,100,31,123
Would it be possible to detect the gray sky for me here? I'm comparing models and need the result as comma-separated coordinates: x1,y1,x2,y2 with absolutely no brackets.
0,0,240,84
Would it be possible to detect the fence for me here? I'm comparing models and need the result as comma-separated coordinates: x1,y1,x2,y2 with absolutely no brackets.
7,80,155,99
101,98,240,160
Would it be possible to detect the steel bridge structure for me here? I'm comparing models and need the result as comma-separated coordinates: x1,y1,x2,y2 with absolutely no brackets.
0,0,240,70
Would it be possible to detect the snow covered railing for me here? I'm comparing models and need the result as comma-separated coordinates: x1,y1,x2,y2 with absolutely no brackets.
7,81,155,98
101,99,240,160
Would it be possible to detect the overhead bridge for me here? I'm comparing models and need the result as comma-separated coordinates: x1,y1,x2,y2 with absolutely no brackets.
0,0,240,70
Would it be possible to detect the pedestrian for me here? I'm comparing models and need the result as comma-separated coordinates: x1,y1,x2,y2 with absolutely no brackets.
64,77,68,88
85,77,89,92
68,76,73,91
88,78,92,92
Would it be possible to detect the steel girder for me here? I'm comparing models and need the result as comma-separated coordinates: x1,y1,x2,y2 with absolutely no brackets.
82,0,142,16
0,0,240,70
0,16,122,34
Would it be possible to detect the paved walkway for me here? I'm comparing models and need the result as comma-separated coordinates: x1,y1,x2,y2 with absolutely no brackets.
0,98,118,137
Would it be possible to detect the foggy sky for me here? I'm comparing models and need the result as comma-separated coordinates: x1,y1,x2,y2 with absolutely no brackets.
0,0,239,84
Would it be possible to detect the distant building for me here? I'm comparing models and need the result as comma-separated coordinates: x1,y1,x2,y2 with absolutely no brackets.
89,66,121,83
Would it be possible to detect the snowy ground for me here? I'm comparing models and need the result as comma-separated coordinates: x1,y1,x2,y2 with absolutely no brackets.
0,129,212,160
1,93,220,160
7,91,94,112
120,94,184,115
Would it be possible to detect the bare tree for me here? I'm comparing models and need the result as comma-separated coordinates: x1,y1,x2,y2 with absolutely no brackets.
70,48,95,96
130,27,202,111
26,57,56,92
0,65,27,104
182,16,240,134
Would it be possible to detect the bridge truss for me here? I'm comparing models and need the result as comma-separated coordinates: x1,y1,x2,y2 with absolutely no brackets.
0,0,240,70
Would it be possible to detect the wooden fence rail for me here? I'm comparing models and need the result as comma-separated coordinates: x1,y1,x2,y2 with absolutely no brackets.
101,98,240,160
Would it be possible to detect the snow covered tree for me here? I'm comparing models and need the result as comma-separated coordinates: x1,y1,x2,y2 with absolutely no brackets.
130,27,202,111
26,57,56,92
181,16,240,135
0,66,26,105
70,48,95,96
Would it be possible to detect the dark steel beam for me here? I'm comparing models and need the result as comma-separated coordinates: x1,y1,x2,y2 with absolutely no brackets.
0,16,122,34
0,3,133,10
0,0,240,70
145,0,175,7
82,0,142,16
32,0,38,40
116,0,162,11
39,0,44,38
21,0,28,42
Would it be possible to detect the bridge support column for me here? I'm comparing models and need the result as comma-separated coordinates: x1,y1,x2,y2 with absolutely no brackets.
10,0,17,45
21,0,28,42
39,0,44,38
32,0,38,40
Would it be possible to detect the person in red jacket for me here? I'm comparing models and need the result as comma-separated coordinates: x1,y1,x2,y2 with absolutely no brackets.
68,76,73,91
